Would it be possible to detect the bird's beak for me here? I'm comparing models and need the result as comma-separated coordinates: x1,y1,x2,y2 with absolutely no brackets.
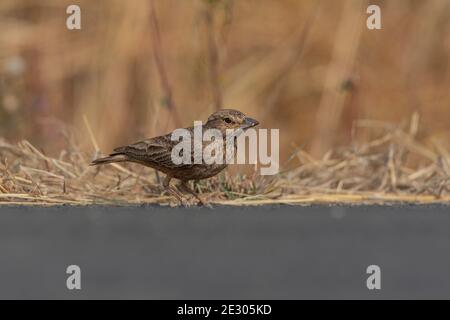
241,117,259,129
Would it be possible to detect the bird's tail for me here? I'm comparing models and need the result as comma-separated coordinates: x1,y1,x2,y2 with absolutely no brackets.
90,153,129,166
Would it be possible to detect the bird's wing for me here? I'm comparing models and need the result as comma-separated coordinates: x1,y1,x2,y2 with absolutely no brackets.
112,126,216,168
112,135,179,168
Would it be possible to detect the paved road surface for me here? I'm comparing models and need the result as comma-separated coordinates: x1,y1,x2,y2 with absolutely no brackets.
0,204,449,299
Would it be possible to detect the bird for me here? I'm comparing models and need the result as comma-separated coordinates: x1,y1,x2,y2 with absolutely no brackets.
90,109,259,205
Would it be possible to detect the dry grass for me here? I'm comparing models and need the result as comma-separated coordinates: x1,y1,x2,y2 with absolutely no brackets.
2,0,450,206
2,0,450,163
1,115,450,206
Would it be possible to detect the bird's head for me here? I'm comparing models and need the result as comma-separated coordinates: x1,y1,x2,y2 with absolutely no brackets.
205,109,259,133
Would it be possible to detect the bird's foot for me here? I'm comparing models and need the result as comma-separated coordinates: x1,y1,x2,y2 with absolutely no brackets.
178,182,211,208
198,199,212,208
165,186,188,207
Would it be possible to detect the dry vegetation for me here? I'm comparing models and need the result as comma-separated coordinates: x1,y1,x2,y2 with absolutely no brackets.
1,0,450,205
1,114,450,206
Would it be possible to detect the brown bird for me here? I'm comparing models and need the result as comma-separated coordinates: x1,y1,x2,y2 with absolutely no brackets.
90,109,259,205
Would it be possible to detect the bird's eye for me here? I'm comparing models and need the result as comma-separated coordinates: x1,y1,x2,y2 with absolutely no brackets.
224,117,232,124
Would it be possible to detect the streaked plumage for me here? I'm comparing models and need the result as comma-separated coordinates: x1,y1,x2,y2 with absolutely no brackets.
91,109,259,205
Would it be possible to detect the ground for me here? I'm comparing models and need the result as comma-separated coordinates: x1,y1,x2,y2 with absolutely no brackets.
1,204,450,299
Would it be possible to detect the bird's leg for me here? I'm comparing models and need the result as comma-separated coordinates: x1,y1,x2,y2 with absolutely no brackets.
179,181,209,207
154,170,161,184
163,175,185,205
162,175,171,189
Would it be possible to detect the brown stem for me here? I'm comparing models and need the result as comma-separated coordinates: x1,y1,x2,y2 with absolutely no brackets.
204,4,222,111
149,0,182,128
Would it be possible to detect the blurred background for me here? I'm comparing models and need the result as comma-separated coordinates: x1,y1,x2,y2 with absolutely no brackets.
1,0,450,163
